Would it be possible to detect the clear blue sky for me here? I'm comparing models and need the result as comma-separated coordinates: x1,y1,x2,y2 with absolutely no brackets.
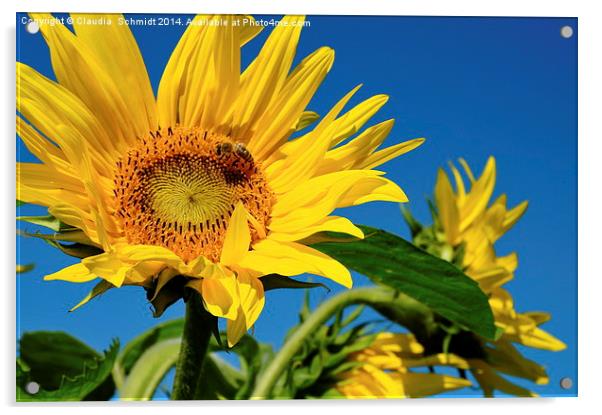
16,14,577,398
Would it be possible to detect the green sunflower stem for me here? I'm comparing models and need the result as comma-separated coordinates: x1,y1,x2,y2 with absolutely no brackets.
171,291,213,400
251,286,431,399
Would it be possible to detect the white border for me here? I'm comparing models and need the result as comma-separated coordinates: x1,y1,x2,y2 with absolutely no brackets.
3,1,601,414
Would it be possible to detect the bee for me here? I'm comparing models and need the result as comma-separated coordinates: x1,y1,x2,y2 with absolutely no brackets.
215,142,233,157
234,142,253,163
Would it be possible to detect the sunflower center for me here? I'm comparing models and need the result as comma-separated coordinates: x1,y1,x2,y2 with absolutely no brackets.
113,126,274,263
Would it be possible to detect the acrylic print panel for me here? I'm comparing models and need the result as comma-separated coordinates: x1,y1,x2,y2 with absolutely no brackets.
16,13,577,401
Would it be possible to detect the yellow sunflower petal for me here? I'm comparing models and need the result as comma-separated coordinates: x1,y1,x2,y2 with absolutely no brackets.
240,239,352,288
487,340,549,385
70,13,157,134
397,372,472,397
359,137,425,170
44,262,97,283
30,13,140,153
434,168,460,245
188,264,240,320
220,202,251,267
524,311,551,326
470,360,537,397
80,252,133,287
314,119,395,175
410,353,471,370
239,16,263,46
449,163,467,203
17,183,88,220
496,252,518,273
190,15,241,129
16,116,70,173
115,244,187,272
269,216,364,242
17,162,83,193
48,204,99,243
65,245,189,288
270,170,406,234
499,314,567,351
232,15,305,138
78,149,120,248
338,175,408,206
226,269,265,347
458,156,496,232
458,157,476,182
226,311,247,349
157,15,241,130
265,84,361,193
281,93,391,165
470,265,513,293
328,94,390,147
248,46,335,160
17,62,115,169
368,333,423,355
503,200,529,233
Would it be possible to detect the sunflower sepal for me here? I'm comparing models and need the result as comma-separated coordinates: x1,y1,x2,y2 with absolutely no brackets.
145,275,188,318
260,274,330,292
46,240,105,259
70,280,114,312
17,214,73,232
399,205,422,237
17,227,96,244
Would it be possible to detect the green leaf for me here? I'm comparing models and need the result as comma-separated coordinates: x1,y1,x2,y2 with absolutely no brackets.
119,339,180,401
17,337,119,402
311,225,496,340
19,331,100,390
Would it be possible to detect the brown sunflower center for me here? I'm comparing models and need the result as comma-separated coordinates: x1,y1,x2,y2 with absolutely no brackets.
113,126,274,263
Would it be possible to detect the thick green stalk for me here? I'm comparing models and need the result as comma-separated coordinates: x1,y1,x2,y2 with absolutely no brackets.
171,292,213,400
251,286,431,399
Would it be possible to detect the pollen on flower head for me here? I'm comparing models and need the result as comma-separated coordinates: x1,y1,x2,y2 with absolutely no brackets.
113,126,274,263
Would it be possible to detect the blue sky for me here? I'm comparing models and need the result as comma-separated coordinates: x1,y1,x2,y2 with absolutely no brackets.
16,14,577,398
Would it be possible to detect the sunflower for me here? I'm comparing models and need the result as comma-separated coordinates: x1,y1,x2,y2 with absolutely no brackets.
415,156,565,396
335,332,471,398
16,14,423,347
